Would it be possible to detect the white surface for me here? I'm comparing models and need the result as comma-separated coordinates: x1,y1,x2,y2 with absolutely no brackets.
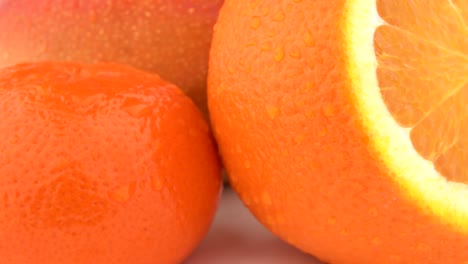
185,189,323,264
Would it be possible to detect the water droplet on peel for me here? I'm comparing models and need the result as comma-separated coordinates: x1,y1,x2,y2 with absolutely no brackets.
241,64,251,73
417,243,430,251
268,31,277,38
371,237,381,245
121,98,152,118
3,193,9,208
277,215,285,224
229,175,238,183
235,144,242,153
261,191,272,205
294,134,305,144
369,207,379,217
265,215,274,225
304,30,315,46
389,255,402,262
340,228,349,235
261,41,273,51
246,39,258,47
309,161,318,170
251,16,262,30
10,134,19,144
73,93,106,109
274,46,285,62
216,84,226,96
322,104,336,117
50,160,73,174
272,10,285,22
289,46,302,59
152,176,163,191
36,41,48,55
243,195,252,205
302,82,314,93
253,196,260,204
250,0,260,9
319,127,328,137
266,106,280,119
109,182,136,202
295,100,305,107
244,160,251,169
305,110,315,118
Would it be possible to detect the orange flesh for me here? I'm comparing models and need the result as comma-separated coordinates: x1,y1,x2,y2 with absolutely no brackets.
375,0,468,182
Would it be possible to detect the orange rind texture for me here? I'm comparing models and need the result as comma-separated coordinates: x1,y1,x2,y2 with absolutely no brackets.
208,1,468,263
0,62,222,264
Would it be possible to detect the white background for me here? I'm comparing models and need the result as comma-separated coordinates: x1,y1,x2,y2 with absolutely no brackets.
186,189,323,264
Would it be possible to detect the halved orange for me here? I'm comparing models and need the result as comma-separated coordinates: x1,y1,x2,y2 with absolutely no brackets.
208,0,468,263
348,0,467,232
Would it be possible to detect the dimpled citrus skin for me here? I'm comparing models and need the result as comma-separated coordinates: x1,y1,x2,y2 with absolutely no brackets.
0,0,224,117
208,1,468,264
0,62,221,264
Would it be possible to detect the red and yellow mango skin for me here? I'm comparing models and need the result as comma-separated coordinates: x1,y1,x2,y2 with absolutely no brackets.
0,0,224,117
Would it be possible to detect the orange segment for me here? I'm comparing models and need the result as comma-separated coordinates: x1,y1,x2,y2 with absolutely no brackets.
375,0,468,182
411,87,467,183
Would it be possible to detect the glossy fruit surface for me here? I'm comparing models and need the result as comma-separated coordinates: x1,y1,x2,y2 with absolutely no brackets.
0,62,221,264
208,0,468,263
